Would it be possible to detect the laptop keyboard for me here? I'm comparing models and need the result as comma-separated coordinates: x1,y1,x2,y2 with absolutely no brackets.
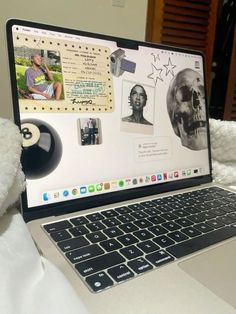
43,186,236,292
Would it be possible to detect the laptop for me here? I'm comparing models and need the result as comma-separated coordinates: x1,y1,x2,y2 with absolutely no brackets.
6,19,236,314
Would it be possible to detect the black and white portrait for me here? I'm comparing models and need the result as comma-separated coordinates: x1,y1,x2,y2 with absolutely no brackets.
166,68,207,151
121,81,154,134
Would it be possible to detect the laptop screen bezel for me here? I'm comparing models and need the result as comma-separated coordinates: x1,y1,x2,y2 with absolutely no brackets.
6,19,213,222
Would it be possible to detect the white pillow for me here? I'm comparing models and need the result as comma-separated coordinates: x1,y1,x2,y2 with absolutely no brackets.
0,118,25,216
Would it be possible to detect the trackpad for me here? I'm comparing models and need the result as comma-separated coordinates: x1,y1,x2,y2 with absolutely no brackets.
179,239,236,309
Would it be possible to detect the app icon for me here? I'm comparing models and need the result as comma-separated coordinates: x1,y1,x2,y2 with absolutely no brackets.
151,175,156,182
88,185,95,193
118,180,125,188
80,186,87,194
163,172,168,180
53,192,59,198
194,169,198,174
139,177,144,184
182,170,186,176
111,181,117,189
42,192,50,201
96,184,103,192
72,188,78,195
63,190,69,197
187,169,192,176
168,172,173,179
132,178,138,185
157,174,162,181
145,176,150,183
125,178,132,185
174,171,179,178
104,182,110,190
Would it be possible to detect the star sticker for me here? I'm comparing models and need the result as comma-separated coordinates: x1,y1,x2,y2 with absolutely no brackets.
148,63,163,85
151,53,160,62
164,57,176,77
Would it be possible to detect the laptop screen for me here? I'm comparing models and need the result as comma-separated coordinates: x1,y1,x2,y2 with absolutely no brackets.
6,20,211,214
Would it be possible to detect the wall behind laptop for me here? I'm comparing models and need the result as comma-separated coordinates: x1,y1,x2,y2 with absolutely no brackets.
0,0,147,119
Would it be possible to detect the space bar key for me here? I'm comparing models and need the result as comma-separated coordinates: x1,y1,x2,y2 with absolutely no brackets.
166,227,236,258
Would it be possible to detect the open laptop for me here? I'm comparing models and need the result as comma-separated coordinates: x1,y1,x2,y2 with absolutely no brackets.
6,19,236,314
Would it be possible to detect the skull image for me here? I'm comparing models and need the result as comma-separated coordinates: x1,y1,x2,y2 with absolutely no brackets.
166,68,207,150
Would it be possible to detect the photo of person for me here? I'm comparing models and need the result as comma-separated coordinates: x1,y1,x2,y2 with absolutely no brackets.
122,84,153,125
78,118,101,146
121,81,154,134
166,68,207,151
14,48,64,100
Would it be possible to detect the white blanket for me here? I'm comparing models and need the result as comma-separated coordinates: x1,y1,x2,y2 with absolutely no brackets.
0,118,88,314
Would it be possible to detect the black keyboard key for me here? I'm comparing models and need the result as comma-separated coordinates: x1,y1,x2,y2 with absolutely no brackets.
134,219,153,229
182,226,202,237
210,208,226,216
50,230,72,242
147,215,165,225
102,209,118,218
153,235,175,247
120,245,143,260
200,211,217,220
131,211,148,220
152,198,168,206
115,206,132,214
162,221,181,232
108,264,134,282
206,219,225,229
172,209,189,218
195,203,211,211
175,218,193,227
69,226,89,237
70,216,89,226
149,225,168,236
188,214,205,224
117,234,139,246
167,226,236,258
216,216,235,225
66,243,104,263
100,239,122,252
194,223,214,233
168,231,189,242
44,220,72,233
103,227,124,238
127,257,153,274
143,208,161,216
228,212,236,221
86,231,107,243
146,249,174,267
119,222,138,233
158,204,173,213
140,201,156,208
167,202,183,210
160,212,178,221
133,229,154,241
102,217,120,228
58,235,90,252
117,213,135,223
86,212,105,222
86,272,113,292
184,206,202,215
221,205,236,213
137,240,159,254
128,203,145,211
86,221,106,232
76,251,125,276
